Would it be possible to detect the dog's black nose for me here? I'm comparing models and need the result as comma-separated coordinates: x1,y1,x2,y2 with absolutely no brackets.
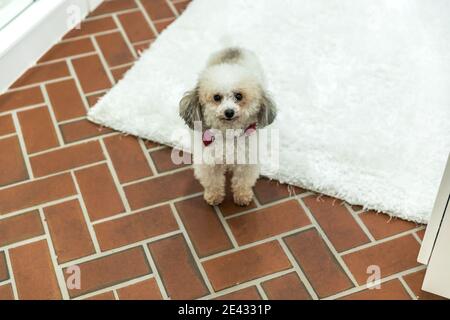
224,109,235,119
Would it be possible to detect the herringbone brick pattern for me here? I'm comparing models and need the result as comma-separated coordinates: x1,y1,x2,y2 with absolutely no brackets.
0,0,441,300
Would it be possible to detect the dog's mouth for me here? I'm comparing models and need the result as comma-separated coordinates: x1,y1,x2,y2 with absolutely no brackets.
221,117,239,122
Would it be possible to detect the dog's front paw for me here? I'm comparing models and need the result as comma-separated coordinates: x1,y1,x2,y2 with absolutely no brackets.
204,190,225,206
233,190,254,207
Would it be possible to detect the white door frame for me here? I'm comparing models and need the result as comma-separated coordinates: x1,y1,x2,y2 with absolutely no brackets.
418,153,450,299
422,194,450,298
418,153,450,264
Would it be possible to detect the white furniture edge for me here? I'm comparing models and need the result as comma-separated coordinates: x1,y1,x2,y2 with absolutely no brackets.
418,153,450,264
422,193,450,298
0,0,102,93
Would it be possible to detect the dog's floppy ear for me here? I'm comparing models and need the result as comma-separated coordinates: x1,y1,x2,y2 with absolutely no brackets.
179,87,202,130
258,90,277,128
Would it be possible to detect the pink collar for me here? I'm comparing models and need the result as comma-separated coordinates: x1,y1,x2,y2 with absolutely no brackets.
202,123,257,147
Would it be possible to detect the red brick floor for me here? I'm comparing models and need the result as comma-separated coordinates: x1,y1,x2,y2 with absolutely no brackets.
0,0,442,300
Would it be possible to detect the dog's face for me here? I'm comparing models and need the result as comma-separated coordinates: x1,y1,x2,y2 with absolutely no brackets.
199,64,262,130
180,64,276,131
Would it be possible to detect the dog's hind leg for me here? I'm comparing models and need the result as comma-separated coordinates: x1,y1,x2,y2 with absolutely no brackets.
231,164,259,206
194,164,226,206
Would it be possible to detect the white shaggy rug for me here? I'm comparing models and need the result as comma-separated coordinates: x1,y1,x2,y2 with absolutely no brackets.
88,0,450,223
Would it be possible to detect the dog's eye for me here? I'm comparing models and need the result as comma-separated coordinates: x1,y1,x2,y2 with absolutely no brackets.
235,93,243,101
213,94,222,102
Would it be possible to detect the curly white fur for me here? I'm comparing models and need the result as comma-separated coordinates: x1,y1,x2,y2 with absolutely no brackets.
179,47,276,206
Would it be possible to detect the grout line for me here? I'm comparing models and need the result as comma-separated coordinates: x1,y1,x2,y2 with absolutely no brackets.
28,133,120,157
37,208,70,300
66,59,91,113
142,244,170,300
295,191,316,199
90,36,116,86
200,268,294,300
256,284,268,300
4,250,18,300
121,165,193,187
37,52,96,67
345,203,376,242
147,144,167,152
0,195,79,223
138,138,159,177
112,14,138,60
85,88,109,97
353,208,365,214
40,84,65,146
85,8,141,22
91,192,203,225
90,211,137,226
0,133,17,141
58,116,87,125
5,77,73,93
165,0,179,17
11,112,34,179
199,225,315,263
213,206,239,248
109,61,134,71
223,194,312,221
0,235,47,251
10,160,108,184
0,279,11,288
339,226,426,256
73,273,156,300
399,276,418,300
252,194,262,208
98,139,132,212
324,265,426,300
0,103,47,118
0,161,104,192
169,203,215,294
135,0,160,37
132,38,155,47
412,231,423,245
61,29,120,43
297,198,359,287
277,237,319,300
58,230,181,269
152,17,176,24
112,290,119,300
70,172,101,253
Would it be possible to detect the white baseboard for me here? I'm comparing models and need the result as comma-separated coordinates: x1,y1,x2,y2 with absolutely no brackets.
0,0,103,93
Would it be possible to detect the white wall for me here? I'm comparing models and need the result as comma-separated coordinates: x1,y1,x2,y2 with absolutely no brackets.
0,0,102,93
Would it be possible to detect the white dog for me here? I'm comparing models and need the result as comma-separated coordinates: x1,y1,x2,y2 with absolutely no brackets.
179,47,276,206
